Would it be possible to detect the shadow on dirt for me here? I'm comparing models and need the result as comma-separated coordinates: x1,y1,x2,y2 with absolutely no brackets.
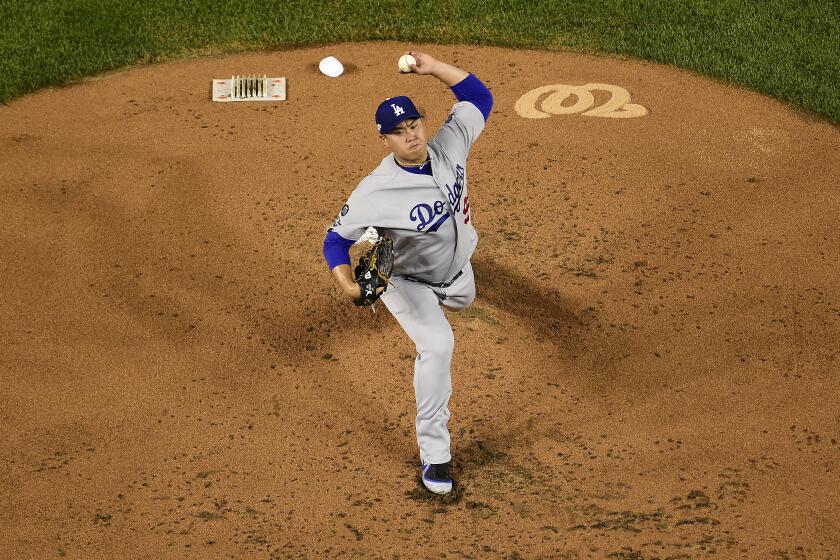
472,256,587,351
405,478,465,506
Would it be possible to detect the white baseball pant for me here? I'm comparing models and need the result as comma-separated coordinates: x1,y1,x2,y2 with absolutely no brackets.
380,262,475,464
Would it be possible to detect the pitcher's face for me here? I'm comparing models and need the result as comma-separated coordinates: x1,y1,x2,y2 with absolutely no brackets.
381,118,428,164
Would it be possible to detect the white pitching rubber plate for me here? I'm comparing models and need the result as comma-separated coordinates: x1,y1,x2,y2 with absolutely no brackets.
212,77,287,102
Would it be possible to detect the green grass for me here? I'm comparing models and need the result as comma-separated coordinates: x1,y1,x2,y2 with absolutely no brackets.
1,0,838,122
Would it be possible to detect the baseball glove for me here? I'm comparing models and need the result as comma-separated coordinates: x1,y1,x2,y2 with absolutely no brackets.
354,233,394,306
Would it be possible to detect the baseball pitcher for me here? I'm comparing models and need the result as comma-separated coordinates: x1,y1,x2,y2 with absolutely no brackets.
323,51,493,494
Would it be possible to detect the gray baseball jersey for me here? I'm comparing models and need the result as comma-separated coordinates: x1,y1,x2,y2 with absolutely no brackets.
329,101,486,283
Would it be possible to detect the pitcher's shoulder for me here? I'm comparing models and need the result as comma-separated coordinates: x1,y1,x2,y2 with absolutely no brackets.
356,156,401,193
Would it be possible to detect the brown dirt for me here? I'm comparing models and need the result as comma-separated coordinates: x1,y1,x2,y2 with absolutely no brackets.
1,41,838,559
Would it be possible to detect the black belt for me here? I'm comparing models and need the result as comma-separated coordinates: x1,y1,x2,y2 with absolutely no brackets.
404,269,463,289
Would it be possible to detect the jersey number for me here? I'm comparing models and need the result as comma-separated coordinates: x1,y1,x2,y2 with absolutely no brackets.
463,196,470,224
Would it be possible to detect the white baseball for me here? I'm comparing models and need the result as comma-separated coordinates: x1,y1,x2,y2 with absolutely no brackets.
398,54,416,73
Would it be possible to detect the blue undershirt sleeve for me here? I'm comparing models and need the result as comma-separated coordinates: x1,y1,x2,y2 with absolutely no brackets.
450,73,494,121
323,230,356,269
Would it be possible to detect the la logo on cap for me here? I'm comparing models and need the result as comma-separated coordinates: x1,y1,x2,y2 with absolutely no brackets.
391,104,405,116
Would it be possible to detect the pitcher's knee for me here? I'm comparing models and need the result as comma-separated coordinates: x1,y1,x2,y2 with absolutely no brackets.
442,291,475,311
417,328,454,362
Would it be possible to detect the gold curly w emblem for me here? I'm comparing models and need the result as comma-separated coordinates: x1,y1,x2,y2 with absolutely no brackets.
515,83,648,119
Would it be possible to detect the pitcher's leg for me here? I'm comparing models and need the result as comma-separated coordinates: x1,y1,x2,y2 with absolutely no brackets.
381,280,455,464
439,262,476,311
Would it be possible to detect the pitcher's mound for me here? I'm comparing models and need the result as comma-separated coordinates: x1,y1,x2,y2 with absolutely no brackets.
1,42,838,559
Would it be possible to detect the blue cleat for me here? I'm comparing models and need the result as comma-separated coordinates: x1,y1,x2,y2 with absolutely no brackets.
421,460,453,494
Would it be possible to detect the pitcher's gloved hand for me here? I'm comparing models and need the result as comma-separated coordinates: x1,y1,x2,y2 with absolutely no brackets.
354,233,394,306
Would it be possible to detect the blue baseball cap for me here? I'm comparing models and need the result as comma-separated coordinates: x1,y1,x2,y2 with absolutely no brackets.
375,96,423,134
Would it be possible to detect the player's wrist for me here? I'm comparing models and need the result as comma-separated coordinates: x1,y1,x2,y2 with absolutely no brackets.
331,263,362,300
346,284,362,300
431,60,450,78
431,61,469,87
